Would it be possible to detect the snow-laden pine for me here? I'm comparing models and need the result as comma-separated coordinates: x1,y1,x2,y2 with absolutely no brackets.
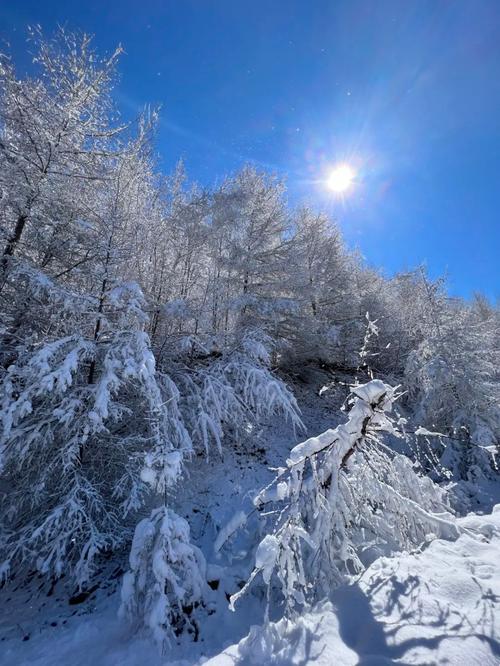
119,507,207,653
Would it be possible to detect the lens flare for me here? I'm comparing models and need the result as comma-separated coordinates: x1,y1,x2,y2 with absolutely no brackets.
326,164,355,193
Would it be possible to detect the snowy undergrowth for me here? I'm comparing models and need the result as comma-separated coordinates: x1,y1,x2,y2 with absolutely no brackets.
1,377,499,665
2,506,499,665
0,378,339,662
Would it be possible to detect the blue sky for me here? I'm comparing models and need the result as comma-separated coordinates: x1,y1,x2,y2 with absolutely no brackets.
1,0,499,300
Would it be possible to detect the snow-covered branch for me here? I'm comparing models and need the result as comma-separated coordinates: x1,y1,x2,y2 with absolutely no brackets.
229,380,458,612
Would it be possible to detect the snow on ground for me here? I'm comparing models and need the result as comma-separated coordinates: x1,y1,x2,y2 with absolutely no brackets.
2,505,499,665
1,377,499,665
207,507,500,665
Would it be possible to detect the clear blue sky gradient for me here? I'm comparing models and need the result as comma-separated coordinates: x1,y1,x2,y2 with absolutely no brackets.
1,0,499,299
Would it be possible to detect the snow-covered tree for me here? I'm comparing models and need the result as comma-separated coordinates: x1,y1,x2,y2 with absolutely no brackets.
227,379,457,612
0,30,187,586
209,167,291,336
0,287,188,584
0,28,124,362
171,329,303,454
119,507,207,652
404,273,499,484
278,207,356,368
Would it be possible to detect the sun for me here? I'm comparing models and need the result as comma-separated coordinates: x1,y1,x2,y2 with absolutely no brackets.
326,164,356,193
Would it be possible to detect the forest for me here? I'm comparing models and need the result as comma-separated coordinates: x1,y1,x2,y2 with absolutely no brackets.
0,29,499,665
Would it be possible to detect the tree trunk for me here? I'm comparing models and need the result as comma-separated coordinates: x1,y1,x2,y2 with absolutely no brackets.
2,214,27,273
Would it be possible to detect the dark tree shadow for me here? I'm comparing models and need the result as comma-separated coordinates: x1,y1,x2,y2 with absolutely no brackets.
332,576,500,665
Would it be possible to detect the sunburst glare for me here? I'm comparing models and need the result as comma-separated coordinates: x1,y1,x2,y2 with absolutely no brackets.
326,164,356,194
